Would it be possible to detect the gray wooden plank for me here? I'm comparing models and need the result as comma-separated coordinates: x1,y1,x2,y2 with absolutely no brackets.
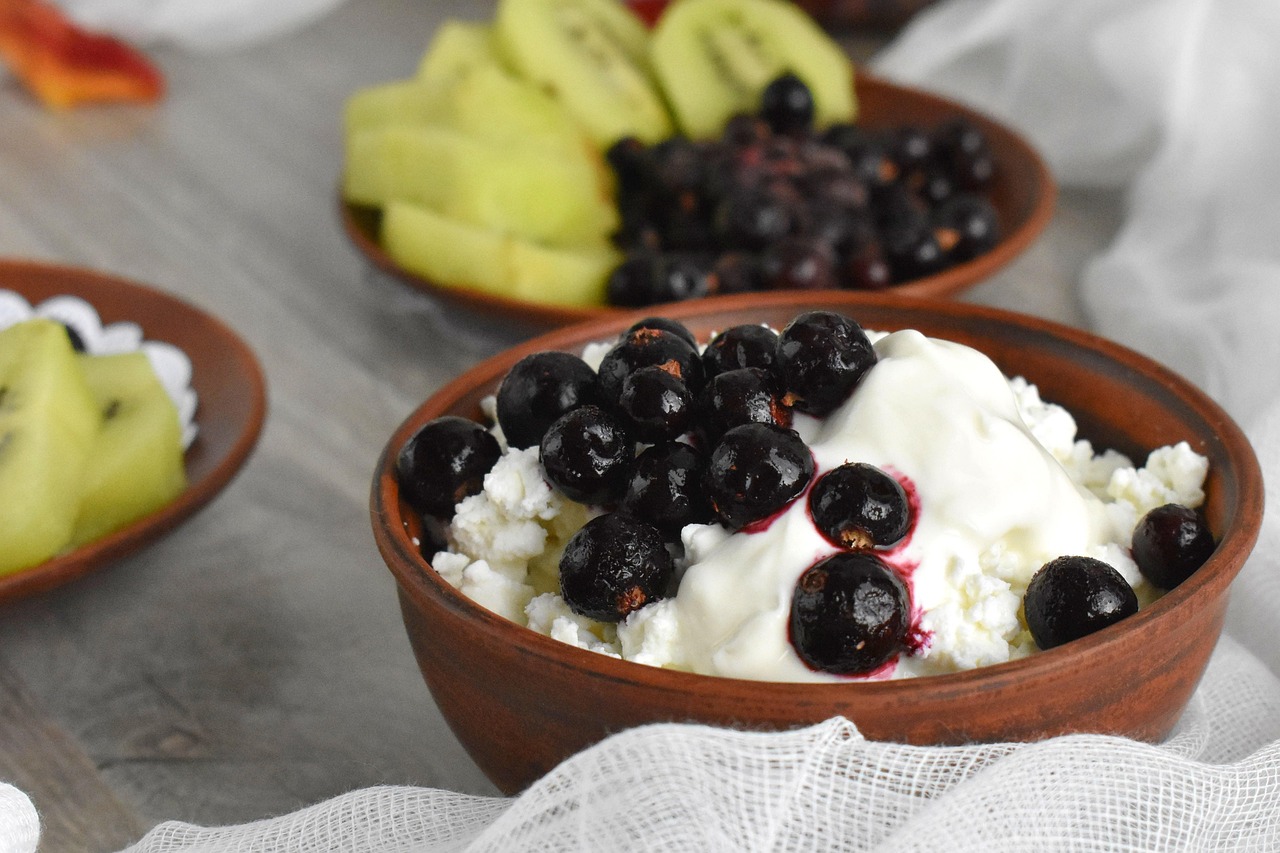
0,653,146,852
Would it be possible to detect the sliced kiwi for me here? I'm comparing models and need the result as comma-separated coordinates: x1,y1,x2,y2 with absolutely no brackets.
344,124,617,248
415,21,498,85
69,352,187,548
345,62,599,164
382,201,620,307
651,0,856,139
494,0,674,146
0,319,100,574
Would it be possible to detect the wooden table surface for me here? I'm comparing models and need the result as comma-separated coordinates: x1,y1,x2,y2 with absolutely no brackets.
0,1,1121,849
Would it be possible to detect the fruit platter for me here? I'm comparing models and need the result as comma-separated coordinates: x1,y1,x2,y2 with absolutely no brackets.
339,0,1054,330
0,260,266,603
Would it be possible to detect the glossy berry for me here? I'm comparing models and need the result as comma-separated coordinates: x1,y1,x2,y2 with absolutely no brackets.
1024,555,1139,650
822,124,896,189
621,442,713,536
883,224,946,281
776,311,877,416
809,463,910,549
1131,504,1216,589
496,351,601,450
697,367,791,443
760,72,815,136
618,365,693,443
539,405,633,506
597,327,705,403
652,255,714,302
713,187,793,250
887,125,933,174
790,552,910,674
702,324,779,377
934,194,1000,261
626,316,697,348
606,136,654,198
560,513,675,622
705,422,814,529
395,416,501,519
607,254,662,307
761,236,839,290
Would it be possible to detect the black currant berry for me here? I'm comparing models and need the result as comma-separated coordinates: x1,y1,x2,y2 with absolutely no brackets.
933,194,1000,262
606,136,654,199
539,405,633,506
883,223,946,282
809,463,910,549
395,416,501,519
701,324,780,377
886,125,933,175
705,422,814,529
1131,504,1216,589
621,441,713,537
495,351,601,450
596,327,705,403
761,236,839,290
617,365,693,443
713,186,794,250
560,513,676,622
1024,555,1139,650
790,552,910,674
760,72,815,136
625,316,698,348
776,310,877,416
606,254,662,307
697,367,791,444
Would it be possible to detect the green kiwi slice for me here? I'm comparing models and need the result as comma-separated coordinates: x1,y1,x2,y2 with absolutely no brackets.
69,352,187,548
0,319,100,574
651,0,856,139
495,0,674,146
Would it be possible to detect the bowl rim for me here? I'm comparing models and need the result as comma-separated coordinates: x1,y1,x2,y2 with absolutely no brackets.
371,291,1262,698
0,257,268,603
341,72,1058,330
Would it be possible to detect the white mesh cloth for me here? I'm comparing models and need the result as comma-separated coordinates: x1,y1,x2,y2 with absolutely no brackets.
9,0,1280,850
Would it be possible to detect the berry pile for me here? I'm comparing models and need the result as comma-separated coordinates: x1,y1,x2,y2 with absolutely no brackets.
604,73,1002,307
394,310,1220,677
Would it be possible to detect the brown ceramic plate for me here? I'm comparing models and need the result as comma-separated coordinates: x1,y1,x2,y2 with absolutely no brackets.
0,259,267,603
341,74,1056,331
372,291,1261,794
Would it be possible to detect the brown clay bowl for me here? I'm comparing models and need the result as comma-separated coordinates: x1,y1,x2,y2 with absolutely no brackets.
0,259,267,603
342,74,1056,332
371,291,1261,794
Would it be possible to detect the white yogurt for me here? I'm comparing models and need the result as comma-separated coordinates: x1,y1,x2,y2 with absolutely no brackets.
430,329,1209,682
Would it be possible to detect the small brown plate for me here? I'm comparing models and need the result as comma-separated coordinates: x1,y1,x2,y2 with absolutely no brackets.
0,259,267,603
341,74,1056,332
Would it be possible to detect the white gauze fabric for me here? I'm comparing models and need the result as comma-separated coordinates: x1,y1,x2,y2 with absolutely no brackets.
62,0,1280,849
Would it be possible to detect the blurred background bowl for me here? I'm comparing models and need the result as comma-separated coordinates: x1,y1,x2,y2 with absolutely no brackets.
343,75,1055,334
370,291,1255,794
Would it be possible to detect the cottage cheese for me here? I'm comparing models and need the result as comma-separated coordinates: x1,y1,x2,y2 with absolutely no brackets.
429,329,1208,682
